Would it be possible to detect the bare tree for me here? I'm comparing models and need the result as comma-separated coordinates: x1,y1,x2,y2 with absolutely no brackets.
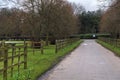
71,3,85,15
22,0,78,44
100,0,120,38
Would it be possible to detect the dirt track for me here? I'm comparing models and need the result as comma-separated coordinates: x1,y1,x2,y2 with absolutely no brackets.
38,40,120,80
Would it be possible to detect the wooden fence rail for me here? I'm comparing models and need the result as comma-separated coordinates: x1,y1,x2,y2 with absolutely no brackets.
98,37,120,47
55,38,79,53
0,39,78,79
0,41,27,80
27,40,44,55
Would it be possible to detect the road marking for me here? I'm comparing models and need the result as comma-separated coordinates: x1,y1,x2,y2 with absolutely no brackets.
83,43,88,46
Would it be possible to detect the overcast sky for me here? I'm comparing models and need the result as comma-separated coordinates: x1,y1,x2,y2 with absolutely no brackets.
67,0,102,11
0,0,108,11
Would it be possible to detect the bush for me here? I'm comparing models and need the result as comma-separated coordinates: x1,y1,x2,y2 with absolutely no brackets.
71,33,110,39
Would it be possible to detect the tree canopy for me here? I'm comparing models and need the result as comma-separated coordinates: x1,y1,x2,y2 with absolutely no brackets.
0,0,80,41
100,0,120,38
78,10,102,34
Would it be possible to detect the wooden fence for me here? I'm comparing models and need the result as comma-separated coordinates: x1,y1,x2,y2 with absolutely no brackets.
0,39,78,80
55,38,79,53
28,40,44,54
98,37,120,47
0,41,27,80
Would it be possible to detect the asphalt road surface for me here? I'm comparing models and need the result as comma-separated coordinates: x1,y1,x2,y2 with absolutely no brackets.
38,40,120,80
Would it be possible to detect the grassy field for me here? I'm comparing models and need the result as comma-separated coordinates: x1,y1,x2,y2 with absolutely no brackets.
96,40,120,56
0,40,82,80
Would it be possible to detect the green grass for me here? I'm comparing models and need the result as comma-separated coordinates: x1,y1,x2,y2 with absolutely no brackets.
96,40,120,56
0,40,82,80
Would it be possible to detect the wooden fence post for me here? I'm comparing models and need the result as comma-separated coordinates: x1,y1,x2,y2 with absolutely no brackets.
32,42,35,55
55,40,58,53
115,39,117,47
24,43,27,69
18,48,21,74
2,41,8,80
41,40,44,54
11,45,15,77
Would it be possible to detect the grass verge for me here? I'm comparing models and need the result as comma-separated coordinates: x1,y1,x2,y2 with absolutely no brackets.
7,40,82,80
96,40,120,56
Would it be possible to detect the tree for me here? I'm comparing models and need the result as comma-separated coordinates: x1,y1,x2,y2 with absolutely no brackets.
71,3,85,34
22,0,78,43
100,0,120,38
71,3,85,15
0,0,79,42
78,10,102,34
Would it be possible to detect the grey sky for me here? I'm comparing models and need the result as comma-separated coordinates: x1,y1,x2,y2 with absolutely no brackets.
67,0,101,11
0,0,108,11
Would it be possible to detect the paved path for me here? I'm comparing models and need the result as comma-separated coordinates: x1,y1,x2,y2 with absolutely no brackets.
38,40,120,80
